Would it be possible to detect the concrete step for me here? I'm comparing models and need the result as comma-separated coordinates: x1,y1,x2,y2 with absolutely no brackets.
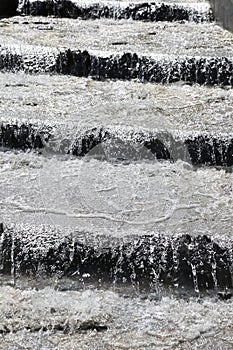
0,17,233,85
0,74,233,166
18,0,212,23
1,222,232,292
1,73,232,136
1,149,231,292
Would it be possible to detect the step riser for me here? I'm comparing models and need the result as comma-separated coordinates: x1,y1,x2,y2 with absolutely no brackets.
1,49,233,87
1,123,233,167
0,0,18,17
20,0,212,22
1,225,232,292
62,51,233,86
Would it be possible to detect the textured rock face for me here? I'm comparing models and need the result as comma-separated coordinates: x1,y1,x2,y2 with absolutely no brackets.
1,122,233,167
1,46,233,86
60,51,233,86
0,16,233,86
20,0,211,22
0,0,18,16
0,224,232,292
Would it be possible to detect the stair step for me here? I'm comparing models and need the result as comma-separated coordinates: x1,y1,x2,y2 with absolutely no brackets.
1,73,232,136
0,17,233,85
0,285,232,349
18,0,212,22
1,73,233,166
0,17,230,58
0,151,232,237
1,221,232,291
2,120,233,166
1,120,233,166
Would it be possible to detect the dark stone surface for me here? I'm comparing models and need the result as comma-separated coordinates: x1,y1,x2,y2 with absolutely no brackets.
0,224,232,291
20,0,211,22
70,128,233,167
0,0,18,17
1,122,233,167
57,50,233,86
218,291,232,300
45,50,233,87
0,46,233,87
0,123,50,150
185,136,233,167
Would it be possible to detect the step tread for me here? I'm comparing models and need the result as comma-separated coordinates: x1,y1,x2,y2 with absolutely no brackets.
1,151,232,237
0,285,232,346
0,73,233,135
0,17,232,58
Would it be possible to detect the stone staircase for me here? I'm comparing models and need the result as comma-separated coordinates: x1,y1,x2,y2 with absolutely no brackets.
0,0,233,295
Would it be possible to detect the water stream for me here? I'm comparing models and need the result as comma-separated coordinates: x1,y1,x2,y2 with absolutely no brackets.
0,3,233,349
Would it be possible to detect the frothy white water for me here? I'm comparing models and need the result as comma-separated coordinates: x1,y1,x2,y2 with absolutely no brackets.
1,74,233,135
0,283,232,349
0,16,231,57
0,151,232,237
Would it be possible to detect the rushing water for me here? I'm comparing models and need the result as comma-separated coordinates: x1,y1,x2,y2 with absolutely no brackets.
1,16,233,86
0,281,232,350
0,74,233,348
0,150,232,235
0,3,233,348
0,147,232,348
0,16,230,57
0,73,233,133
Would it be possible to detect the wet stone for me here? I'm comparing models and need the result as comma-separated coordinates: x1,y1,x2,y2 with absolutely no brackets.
78,321,108,332
1,122,233,166
0,47,233,86
19,0,212,23
0,224,232,292
0,0,232,348
218,291,232,300
0,0,18,17
0,17,233,85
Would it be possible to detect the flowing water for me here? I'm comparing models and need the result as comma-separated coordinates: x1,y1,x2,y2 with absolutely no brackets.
0,2,233,349
0,282,232,350
0,73,233,133
0,107,233,348
0,150,232,235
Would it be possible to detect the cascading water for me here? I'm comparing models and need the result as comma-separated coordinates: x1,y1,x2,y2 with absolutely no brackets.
0,1,233,349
